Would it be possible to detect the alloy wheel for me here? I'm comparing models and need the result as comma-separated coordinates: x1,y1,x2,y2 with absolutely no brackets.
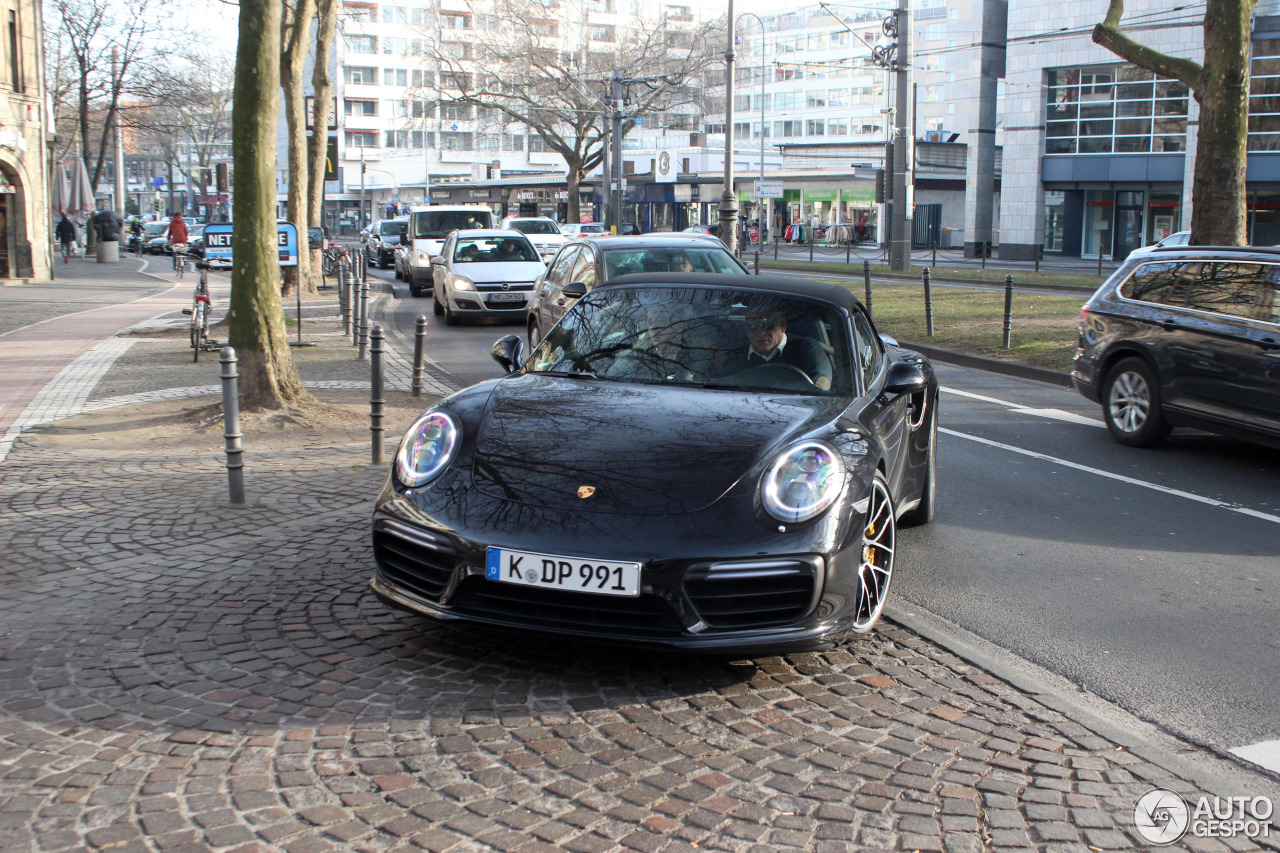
852,475,895,632
1108,369,1150,435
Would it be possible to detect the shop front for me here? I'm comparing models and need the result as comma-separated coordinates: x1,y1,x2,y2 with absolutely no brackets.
1042,187,1183,259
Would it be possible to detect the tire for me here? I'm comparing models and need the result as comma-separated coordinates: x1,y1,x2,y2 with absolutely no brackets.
444,296,459,326
899,400,937,527
190,305,204,363
1103,357,1171,447
528,319,541,353
851,471,896,634
409,279,421,298
433,291,444,316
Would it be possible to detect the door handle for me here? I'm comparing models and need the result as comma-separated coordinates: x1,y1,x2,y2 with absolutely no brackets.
1159,318,1180,330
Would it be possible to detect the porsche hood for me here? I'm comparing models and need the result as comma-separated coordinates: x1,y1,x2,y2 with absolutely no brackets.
469,373,844,514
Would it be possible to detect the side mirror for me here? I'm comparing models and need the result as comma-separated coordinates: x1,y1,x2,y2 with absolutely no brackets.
430,255,445,265
401,234,410,246
562,281,588,300
879,332,899,348
883,360,927,396
491,334,525,374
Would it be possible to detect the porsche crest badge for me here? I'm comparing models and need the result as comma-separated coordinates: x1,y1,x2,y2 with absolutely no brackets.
577,486,596,499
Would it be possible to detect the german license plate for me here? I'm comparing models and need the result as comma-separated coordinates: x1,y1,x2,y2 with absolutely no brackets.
488,292,524,304
485,547,640,597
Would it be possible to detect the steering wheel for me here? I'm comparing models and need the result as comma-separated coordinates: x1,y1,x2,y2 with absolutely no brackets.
727,361,815,386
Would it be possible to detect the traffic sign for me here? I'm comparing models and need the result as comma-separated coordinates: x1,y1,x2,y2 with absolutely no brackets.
201,222,300,268
754,180,783,199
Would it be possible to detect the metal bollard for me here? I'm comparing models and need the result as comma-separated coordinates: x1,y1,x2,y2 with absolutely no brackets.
774,238,778,260
358,276,369,359
753,250,760,276
932,241,937,268
219,347,247,507
846,240,851,265
981,244,987,269
340,260,351,337
370,324,385,465
923,267,935,337
1097,251,1103,277
1002,274,1014,349
863,259,873,322
412,314,427,397
809,239,814,262
349,265,359,347
1034,250,1040,274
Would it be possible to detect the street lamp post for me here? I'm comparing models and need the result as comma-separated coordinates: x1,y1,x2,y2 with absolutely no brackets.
737,11,767,244
719,0,738,252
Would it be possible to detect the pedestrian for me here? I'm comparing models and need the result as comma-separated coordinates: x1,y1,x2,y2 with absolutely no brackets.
56,214,77,263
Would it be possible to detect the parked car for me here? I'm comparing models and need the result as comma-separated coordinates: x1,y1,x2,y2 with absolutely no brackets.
188,230,231,270
682,224,719,236
405,205,496,297
431,230,547,326
372,273,938,651
618,223,641,236
499,216,566,260
142,221,170,254
1127,231,1191,258
1072,245,1280,448
308,226,327,251
526,234,749,351
365,217,408,269
559,222,606,238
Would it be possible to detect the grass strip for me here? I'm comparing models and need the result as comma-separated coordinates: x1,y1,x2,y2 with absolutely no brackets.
756,257,1107,290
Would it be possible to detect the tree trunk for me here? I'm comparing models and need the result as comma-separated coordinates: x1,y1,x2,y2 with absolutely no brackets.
281,0,317,296
308,0,338,289
1190,0,1252,245
229,0,311,411
565,166,584,222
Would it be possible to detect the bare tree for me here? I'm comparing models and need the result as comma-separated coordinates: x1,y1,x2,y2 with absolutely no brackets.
46,0,175,189
229,0,312,410
408,0,720,221
281,0,319,295
307,0,339,279
1094,0,1255,245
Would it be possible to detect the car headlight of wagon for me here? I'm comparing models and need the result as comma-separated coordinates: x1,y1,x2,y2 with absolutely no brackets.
394,412,459,487
451,274,476,291
759,440,845,523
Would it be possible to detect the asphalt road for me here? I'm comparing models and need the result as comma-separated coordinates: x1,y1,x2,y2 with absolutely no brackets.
368,262,1280,766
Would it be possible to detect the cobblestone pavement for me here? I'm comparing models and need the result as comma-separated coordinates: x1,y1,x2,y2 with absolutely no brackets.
0,267,1275,853
0,257,189,335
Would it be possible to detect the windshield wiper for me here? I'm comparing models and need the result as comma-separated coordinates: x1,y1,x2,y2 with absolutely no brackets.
531,368,600,379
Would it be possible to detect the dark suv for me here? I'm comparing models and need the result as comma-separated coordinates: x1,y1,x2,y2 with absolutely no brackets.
1072,245,1280,448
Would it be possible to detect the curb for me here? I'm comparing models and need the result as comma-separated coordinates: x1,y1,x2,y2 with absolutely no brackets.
887,604,1280,814
898,341,1075,387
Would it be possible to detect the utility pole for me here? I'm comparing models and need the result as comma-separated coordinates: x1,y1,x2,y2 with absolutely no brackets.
888,3,913,271
718,0,739,252
610,70,623,233
359,136,366,228
112,48,126,218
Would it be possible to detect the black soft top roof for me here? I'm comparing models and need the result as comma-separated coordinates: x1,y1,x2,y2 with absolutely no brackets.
601,272,863,312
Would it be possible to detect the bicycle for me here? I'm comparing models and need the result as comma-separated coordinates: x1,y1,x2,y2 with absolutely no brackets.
185,267,211,363
172,243,189,279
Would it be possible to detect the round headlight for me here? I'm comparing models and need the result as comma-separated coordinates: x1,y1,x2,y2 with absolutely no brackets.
759,440,845,523
394,412,459,487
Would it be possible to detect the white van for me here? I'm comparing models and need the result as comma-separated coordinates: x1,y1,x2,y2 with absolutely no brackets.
405,205,495,296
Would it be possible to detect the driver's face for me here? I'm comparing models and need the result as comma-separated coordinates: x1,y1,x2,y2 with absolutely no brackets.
746,312,785,354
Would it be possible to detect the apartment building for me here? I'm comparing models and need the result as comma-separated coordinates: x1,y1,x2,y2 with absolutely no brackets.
316,0,709,230
1001,0,1280,260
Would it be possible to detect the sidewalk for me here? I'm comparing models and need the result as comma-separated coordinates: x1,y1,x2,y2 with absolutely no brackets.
0,263,1276,853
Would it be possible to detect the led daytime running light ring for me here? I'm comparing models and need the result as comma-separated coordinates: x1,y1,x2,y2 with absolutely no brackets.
761,440,845,523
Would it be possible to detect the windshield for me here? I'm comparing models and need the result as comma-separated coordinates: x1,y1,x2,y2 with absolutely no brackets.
527,285,852,395
145,223,168,237
505,220,560,235
602,247,742,278
380,220,408,236
453,235,538,263
412,210,493,239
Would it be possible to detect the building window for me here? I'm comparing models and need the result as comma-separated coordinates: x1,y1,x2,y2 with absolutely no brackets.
382,37,407,56
441,103,472,121
441,132,472,150
924,23,946,40
441,41,473,60
411,70,434,88
827,89,847,107
529,136,549,152
503,134,524,151
806,119,825,136
828,118,848,135
806,90,826,108
734,94,751,111
344,35,376,54
589,25,616,42
7,9,20,92
344,66,378,85
440,72,471,90
344,99,378,116
344,4,375,22
384,68,407,86
384,130,411,148
1044,65,1188,155
345,131,379,148
1250,38,1280,151
773,120,803,137
382,6,407,23
440,12,471,29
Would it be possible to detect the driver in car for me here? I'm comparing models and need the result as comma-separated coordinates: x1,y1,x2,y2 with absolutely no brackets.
730,310,832,390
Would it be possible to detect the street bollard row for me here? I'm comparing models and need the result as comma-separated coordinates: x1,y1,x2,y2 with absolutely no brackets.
863,259,873,323
412,314,427,396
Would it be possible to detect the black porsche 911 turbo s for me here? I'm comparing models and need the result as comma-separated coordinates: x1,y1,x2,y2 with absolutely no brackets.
371,273,938,652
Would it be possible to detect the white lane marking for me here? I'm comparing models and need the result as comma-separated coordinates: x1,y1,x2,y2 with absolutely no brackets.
943,386,1106,428
941,427,1280,525
1229,740,1280,774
